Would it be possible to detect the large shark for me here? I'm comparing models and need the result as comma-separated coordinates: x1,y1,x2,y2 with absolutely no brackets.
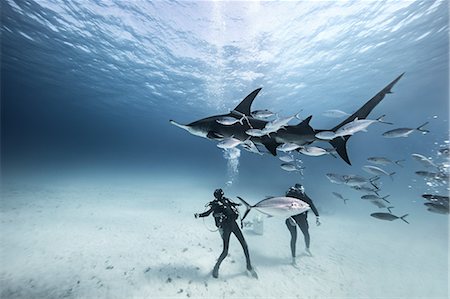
170,73,404,165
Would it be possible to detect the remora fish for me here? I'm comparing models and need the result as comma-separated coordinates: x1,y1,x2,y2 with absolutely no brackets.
382,122,429,138
370,212,409,223
238,196,310,223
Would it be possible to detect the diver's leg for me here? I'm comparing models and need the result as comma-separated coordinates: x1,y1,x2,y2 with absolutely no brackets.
285,218,297,263
213,226,231,278
231,222,252,270
231,222,258,278
297,215,311,253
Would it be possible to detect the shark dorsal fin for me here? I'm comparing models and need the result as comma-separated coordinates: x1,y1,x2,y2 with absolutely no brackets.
233,88,262,115
294,115,312,127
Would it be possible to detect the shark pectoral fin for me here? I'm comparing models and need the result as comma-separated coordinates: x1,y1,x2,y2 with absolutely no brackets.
207,131,223,140
261,139,279,156
329,136,351,165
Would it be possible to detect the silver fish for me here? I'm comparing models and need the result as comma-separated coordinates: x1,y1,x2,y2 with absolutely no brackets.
238,196,310,221
217,137,242,149
246,128,266,137
326,173,347,184
332,192,349,204
279,155,295,162
315,131,336,140
216,116,243,126
335,115,392,137
278,143,301,152
361,194,390,203
351,185,380,195
370,212,409,223
343,175,370,187
422,194,449,204
382,122,429,138
362,165,395,180
415,171,448,180
424,202,449,214
241,140,262,155
298,146,328,156
367,157,404,167
264,113,300,133
280,163,303,172
411,153,438,168
251,109,275,119
322,109,350,118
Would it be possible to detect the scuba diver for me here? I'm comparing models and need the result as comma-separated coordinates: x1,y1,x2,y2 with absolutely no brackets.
285,183,321,265
194,188,257,279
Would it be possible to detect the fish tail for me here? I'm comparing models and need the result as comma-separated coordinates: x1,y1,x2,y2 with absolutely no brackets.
387,206,394,213
395,159,405,167
236,196,252,226
376,114,393,125
400,214,409,224
389,172,396,181
382,195,391,203
416,122,429,134
369,176,380,189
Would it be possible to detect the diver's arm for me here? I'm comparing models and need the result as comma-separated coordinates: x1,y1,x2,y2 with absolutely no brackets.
196,207,213,218
305,194,320,217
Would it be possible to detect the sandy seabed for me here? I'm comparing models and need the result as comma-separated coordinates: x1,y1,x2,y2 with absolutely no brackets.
1,178,448,299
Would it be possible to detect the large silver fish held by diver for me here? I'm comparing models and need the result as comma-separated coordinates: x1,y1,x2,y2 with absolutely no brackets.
237,196,310,223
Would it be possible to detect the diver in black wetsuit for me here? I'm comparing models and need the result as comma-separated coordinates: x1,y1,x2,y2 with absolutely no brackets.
285,183,321,264
194,188,257,279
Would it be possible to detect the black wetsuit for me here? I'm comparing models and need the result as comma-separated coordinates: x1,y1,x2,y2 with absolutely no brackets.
285,189,319,257
198,197,253,276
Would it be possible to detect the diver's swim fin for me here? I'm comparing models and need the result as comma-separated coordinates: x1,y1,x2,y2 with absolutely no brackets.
247,268,258,279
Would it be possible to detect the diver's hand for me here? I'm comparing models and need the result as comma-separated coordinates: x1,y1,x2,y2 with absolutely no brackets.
194,213,199,219
316,217,321,226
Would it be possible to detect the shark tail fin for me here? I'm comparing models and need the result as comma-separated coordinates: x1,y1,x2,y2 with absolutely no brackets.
237,196,252,227
416,122,429,134
382,195,391,203
328,136,351,165
400,214,409,224
325,74,405,165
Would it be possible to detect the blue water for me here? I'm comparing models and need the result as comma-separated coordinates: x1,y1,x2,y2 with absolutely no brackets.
1,0,449,297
